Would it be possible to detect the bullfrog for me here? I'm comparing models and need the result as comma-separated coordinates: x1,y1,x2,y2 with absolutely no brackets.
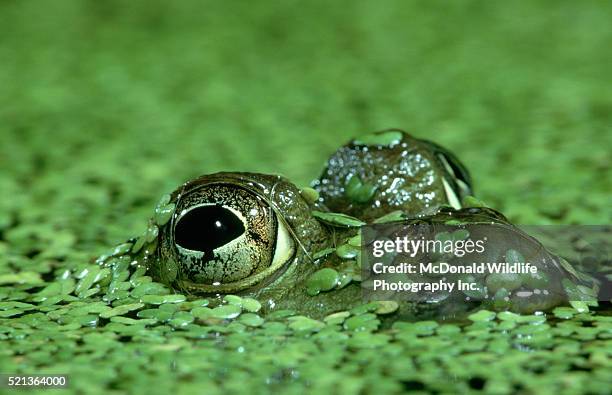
96,130,600,319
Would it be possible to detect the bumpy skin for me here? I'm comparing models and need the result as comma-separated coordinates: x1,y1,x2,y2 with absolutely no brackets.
108,130,599,319
364,207,600,319
312,130,472,221
153,172,331,303
273,207,600,319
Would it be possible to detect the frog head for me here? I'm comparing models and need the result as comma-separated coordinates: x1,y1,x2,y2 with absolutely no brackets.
150,172,330,303
312,129,473,221
99,131,596,318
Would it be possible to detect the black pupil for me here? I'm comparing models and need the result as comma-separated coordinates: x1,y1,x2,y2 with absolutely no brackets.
174,205,245,252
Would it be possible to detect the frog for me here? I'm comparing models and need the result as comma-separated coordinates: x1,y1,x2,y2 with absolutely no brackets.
96,130,600,319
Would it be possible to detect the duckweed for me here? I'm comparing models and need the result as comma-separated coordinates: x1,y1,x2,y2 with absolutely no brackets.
287,316,325,332
155,204,176,227
335,243,359,259
306,268,339,296
372,210,406,224
374,300,399,315
343,313,380,332
462,196,488,208
312,247,336,260
323,311,351,325
1,2,610,394
188,306,212,319
311,211,366,227
344,174,378,203
485,272,523,293
169,312,195,328
238,313,265,327
141,294,187,305
468,310,496,322
241,298,262,313
99,303,145,319
223,295,243,306
211,304,242,320
353,130,403,146
299,187,320,204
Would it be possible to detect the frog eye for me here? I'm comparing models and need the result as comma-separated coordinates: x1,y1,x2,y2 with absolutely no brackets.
171,183,295,292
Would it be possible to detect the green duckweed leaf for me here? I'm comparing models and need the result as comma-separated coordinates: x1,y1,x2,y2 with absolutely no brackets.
313,247,336,260
372,210,405,224
344,313,380,332
223,295,243,306
374,301,399,315
169,311,195,328
141,294,186,305
306,268,339,296
335,243,359,259
468,310,496,322
155,203,175,227
323,311,350,325
239,313,264,327
99,303,144,319
287,316,325,332
299,187,320,204
353,130,403,146
462,195,487,207
241,298,262,313
211,304,241,320
344,174,378,203
312,211,366,227
0,272,42,285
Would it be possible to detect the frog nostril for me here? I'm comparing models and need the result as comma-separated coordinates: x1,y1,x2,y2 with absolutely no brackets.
174,204,245,252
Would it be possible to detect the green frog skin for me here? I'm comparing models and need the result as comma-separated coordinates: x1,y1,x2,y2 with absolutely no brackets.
99,131,599,319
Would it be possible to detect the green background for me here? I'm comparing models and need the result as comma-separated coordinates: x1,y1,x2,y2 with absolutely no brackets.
0,1,610,394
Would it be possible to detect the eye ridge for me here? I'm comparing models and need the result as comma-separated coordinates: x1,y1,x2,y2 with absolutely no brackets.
156,173,316,293
174,204,246,255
